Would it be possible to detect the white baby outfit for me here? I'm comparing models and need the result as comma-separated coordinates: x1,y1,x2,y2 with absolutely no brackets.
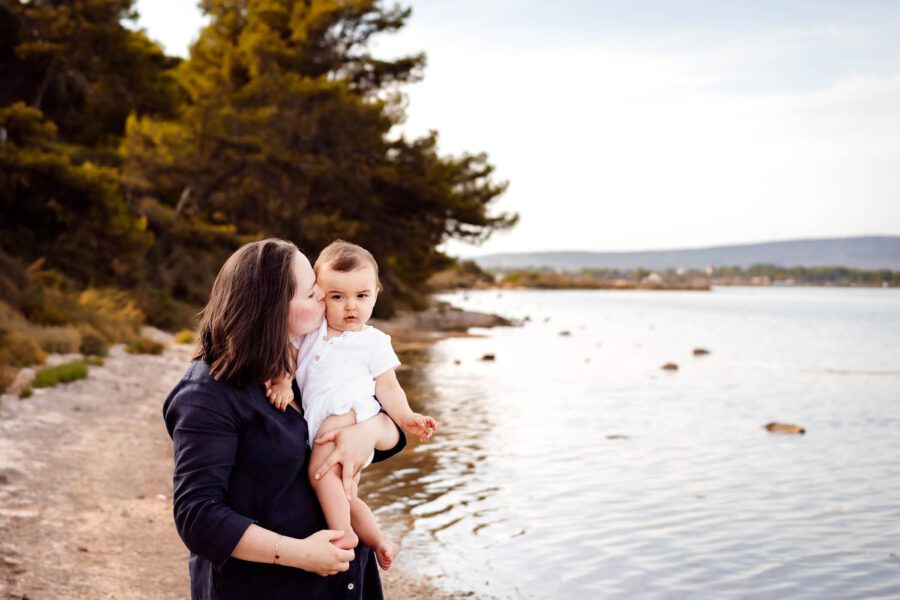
294,320,400,449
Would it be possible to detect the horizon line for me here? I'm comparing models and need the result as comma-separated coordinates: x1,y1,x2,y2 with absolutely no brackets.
460,234,900,258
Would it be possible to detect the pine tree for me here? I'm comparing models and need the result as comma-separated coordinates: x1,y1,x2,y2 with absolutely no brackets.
124,0,516,313
1,0,182,150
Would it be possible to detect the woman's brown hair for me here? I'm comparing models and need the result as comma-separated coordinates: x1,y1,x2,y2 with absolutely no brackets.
195,238,299,388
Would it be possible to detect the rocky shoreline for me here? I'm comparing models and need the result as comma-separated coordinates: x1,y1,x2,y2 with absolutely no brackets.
0,306,510,599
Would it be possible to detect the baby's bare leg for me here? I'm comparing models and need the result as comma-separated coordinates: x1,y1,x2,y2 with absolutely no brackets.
309,411,360,550
350,473,400,570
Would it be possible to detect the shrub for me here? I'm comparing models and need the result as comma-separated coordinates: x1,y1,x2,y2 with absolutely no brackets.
132,286,197,332
126,337,165,355
1,301,47,368
79,288,144,342
19,387,33,399
21,262,83,325
78,326,109,357
0,364,16,394
0,300,28,331
35,326,82,354
0,251,29,311
174,329,195,344
32,360,88,388
84,356,104,366
0,331,46,367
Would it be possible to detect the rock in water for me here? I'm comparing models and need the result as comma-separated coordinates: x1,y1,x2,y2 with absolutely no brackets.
661,362,679,371
480,353,496,362
764,422,806,434
693,348,711,356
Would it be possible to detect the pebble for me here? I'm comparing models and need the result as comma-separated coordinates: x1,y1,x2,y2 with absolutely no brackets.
764,422,806,434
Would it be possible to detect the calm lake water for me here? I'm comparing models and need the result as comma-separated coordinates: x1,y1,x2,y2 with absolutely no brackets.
362,287,900,599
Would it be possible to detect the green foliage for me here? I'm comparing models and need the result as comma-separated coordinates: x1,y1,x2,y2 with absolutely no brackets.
126,336,165,355
84,356,105,367
1,0,183,148
500,270,619,290
0,364,16,394
0,302,48,367
0,103,154,285
79,288,144,342
123,0,515,314
427,260,495,291
0,0,175,327
17,263,144,342
32,360,88,388
743,264,900,286
79,328,109,357
19,387,33,399
497,265,900,288
0,333,46,367
2,0,516,332
0,250,30,310
33,325,81,354
175,329,196,344
130,285,199,331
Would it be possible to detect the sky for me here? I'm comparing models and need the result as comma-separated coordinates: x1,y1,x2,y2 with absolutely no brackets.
134,0,900,257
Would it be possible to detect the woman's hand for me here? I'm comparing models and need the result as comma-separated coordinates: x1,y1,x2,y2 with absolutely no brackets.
313,413,398,500
290,530,354,576
231,524,352,575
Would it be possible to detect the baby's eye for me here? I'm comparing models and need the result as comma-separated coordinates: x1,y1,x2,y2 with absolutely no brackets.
357,293,368,299
330,294,342,300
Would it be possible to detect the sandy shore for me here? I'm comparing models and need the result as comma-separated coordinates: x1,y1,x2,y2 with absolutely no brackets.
0,308,509,599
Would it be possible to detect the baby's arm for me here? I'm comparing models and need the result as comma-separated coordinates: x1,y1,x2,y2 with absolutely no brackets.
374,369,437,442
265,374,294,412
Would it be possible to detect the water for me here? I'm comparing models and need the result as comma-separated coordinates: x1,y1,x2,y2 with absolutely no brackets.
362,287,900,598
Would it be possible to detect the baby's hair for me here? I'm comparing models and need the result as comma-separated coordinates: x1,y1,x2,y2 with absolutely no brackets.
315,240,383,293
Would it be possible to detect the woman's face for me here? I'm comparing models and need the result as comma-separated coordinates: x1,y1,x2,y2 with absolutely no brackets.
287,251,325,338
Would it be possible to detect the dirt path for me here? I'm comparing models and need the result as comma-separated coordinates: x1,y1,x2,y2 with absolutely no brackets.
0,338,461,599
0,342,191,599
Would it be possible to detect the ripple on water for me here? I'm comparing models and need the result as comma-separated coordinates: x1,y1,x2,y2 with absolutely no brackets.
362,288,900,598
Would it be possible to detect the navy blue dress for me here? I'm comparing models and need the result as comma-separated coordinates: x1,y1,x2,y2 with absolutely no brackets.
163,360,406,599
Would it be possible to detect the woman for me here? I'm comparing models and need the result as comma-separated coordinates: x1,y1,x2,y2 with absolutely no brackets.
163,238,405,599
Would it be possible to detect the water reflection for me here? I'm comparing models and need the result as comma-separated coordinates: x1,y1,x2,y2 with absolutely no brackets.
363,342,498,565
362,288,900,599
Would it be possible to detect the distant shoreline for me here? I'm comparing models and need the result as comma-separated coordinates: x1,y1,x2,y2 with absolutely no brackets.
448,280,895,291
427,262,898,292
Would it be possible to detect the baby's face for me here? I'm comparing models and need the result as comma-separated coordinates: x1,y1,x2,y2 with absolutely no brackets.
317,265,378,332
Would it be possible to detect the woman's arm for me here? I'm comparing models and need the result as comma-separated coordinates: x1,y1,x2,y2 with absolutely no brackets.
163,380,353,573
163,384,255,566
231,524,353,576
312,413,403,500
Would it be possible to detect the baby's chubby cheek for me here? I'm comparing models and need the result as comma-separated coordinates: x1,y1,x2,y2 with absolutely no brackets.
324,304,342,324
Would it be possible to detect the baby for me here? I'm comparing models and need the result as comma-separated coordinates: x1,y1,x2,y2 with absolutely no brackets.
267,240,437,570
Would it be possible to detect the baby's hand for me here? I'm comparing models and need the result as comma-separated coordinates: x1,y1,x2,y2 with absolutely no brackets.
265,377,294,412
401,413,437,442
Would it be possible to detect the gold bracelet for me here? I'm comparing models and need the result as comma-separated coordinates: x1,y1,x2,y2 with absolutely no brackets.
273,534,283,565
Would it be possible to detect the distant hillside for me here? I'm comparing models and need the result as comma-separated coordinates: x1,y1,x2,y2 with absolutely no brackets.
473,236,900,271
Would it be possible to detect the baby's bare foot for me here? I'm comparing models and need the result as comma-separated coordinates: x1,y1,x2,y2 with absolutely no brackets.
375,539,400,570
334,529,359,550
